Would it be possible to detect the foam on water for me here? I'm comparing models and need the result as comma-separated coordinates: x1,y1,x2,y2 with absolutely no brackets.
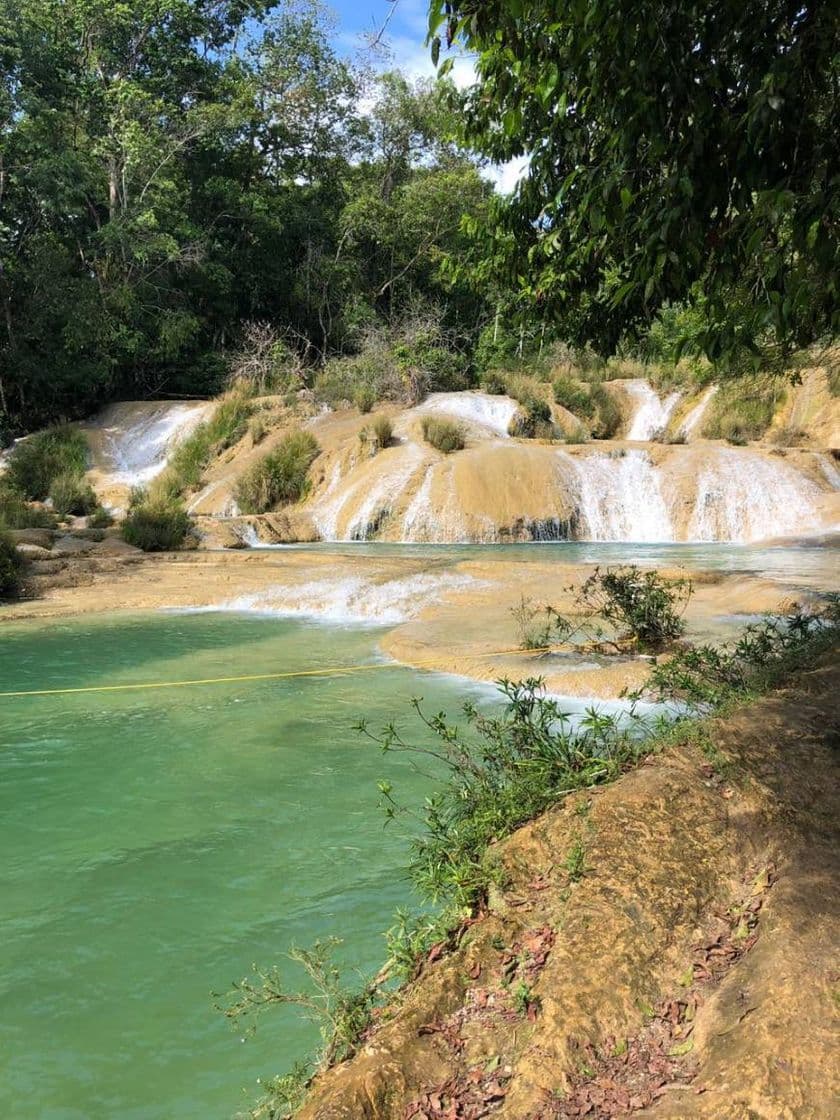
183,571,482,625
624,380,682,440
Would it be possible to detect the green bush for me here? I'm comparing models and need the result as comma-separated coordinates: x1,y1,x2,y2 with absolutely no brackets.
0,529,24,598
49,472,98,517
421,415,464,453
353,384,376,414
0,485,57,528
702,376,783,442
589,384,622,438
6,426,89,500
235,430,320,514
552,375,593,417
122,500,191,551
88,505,114,528
479,370,508,395
154,391,253,501
509,395,553,438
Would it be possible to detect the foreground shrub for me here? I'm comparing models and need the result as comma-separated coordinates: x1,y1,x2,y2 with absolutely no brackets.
421,415,464,453
6,426,88,500
0,529,23,598
0,485,56,528
122,500,190,551
235,430,320,513
49,472,98,517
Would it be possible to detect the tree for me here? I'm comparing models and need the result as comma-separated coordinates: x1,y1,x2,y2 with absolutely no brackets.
429,1,840,366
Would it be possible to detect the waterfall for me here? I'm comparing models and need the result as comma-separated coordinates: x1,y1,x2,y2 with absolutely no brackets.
679,385,717,440
94,401,211,487
416,392,519,437
624,381,682,441
687,448,825,542
312,444,426,541
569,450,675,542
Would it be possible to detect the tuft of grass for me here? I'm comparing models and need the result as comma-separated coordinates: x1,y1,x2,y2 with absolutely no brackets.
49,472,98,517
235,430,320,514
768,425,808,448
249,414,268,445
122,500,190,551
0,528,24,599
88,505,114,529
353,384,376,414
564,836,588,882
702,376,784,442
479,370,508,395
6,426,88,500
0,485,57,529
421,415,464,453
153,391,253,502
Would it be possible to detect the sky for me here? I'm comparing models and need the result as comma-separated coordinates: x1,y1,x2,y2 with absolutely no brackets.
328,0,528,192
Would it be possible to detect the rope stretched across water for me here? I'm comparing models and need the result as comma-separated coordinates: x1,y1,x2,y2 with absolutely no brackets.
0,644,558,699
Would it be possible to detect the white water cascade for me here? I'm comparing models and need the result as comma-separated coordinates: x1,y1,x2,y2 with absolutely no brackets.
679,385,718,440
624,380,682,441
687,448,826,542
312,444,426,541
569,450,675,542
414,392,519,437
94,401,211,487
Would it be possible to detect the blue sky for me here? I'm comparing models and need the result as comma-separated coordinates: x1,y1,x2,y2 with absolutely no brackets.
328,0,527,191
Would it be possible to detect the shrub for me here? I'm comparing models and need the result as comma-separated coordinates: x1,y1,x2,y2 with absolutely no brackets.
479,370,508,395
371,414,393,449
248,415,268,445
589,384,622,438
421,416,464,453
153,390,253,500
122,500,191,551
353,384,376,414
88,505,114,529
0,529,23,598
6,426,88,500
702,376,783,442
227,321,304,396
574,566,692,651
49,472,98,517
553,376,593,417
235,430,320,513
0,485,56,529
509,395,553,438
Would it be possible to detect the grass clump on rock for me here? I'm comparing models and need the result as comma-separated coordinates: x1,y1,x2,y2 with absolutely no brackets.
421,415,464,453
49,472,98,517
0,529,24,599
6,426,88,500
122,498,191,551
0,485,56,529
154,390,253,501
235,429,320,514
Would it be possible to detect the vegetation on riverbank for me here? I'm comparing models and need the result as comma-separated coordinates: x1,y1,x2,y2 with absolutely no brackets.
222,586,840,1119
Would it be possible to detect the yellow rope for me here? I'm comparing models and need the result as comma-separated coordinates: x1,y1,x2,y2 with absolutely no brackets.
0,645,556,699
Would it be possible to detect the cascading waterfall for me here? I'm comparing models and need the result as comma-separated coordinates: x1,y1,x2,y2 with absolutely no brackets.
95,402,211,487
415,392,519,437
624,380,682,440
687,448,826,542
312,444,426,541
568,450,675,542
679,385,717,440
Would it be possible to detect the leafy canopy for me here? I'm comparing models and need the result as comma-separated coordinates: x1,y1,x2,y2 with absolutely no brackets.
429,0,840,366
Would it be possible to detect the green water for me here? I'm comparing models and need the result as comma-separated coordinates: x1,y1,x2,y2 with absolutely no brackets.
0,612,503,1120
